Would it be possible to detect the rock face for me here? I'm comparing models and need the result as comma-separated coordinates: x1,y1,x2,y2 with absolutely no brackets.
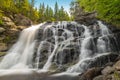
33,21,120,80
0,16,28,52
80,67,102,80
0,27,5,33
13,14,32,26
113,60,120,71
75,11,97,25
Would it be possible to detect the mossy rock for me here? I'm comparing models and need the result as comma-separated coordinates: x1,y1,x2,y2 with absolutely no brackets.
0,52,7,57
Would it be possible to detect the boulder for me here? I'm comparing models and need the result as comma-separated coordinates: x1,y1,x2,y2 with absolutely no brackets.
80,67,102,80
113,60,120,71
13,14,32,26
0,27,5,33
93,75,104,80
1,16,16,28
101,66,114,75
0,43,7,51
75,12,97,25
1,16,12,22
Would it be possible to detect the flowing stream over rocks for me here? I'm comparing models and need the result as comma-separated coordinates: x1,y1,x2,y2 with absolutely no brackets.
0,21,120,80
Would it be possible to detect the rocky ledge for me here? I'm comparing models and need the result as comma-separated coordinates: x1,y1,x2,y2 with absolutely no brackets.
0,15,32,58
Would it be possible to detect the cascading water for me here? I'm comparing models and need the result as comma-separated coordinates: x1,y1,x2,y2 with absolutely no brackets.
0,21,119,76
0,23,45,69
66,21,112,73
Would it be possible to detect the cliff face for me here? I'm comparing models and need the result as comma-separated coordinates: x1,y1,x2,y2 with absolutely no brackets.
0,15,32,57
34,21,120,80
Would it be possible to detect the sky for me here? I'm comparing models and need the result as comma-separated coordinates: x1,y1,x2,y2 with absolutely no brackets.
34,0,73,14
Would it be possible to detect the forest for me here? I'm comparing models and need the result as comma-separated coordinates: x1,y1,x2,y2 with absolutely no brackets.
70,0,120,28
0,0,71,23
0,0,120,28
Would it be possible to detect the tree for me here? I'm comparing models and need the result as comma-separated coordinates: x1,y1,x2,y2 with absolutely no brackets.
76,0,120,27
38,3,45,22
54,2,59,21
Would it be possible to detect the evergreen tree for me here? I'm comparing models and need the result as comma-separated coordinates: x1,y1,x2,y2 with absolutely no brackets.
54,2,59,21
38,3,45,22
76,0,120,27
49,7,54,21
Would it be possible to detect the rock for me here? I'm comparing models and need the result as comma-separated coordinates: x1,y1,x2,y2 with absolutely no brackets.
75,11,97,25
80,67,102,80
1,16,12,22
88,53,119,68
112,71,120,79
0,27,5,33
113,60,120,71
0,43,7,51
3,21,16,28
101,66,114,75
1,16,16,28
13,14,32,26
17,26,26,30
93,75,104,80
0,52,7,57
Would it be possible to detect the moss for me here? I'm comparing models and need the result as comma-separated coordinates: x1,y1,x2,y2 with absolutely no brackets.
3,36,11,43
0,52,7,57
0,20,3,25
114,71,120,80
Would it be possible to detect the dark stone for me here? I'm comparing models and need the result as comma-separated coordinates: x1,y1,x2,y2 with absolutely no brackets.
88,53,119,68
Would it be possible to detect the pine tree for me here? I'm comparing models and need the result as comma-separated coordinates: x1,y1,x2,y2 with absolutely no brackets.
54,2,59,21
39,3,45,22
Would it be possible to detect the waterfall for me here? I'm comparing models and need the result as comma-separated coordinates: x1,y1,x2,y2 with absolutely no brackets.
0,21,119,75
66,21,111,73
0,23,44,69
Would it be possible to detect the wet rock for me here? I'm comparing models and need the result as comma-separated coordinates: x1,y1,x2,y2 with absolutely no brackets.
37,29,44,41
46,37,55,44
56,45,80,65
88,53,119,68
44,28,53,38
80,67,102,80
66,24,76,31
56,29,64,36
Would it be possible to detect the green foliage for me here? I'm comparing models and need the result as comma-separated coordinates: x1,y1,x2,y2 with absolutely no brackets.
0,0,71,23
114,71,120,79
76,0,120,27
0,20,3,25
0,52,7,57
38,2,71,22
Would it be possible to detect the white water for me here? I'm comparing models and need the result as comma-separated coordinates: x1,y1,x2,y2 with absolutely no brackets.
97,21,111,53
0,23,44,69
0,21,112,75
67,25,92,73
67,21,111,73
